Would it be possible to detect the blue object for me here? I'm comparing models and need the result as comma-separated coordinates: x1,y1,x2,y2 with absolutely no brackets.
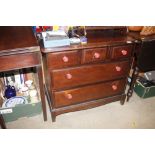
3,96,28,108
32,26,36,33
43,38,70,48
5,85,16,99
80,36,87,44
42,31,70,48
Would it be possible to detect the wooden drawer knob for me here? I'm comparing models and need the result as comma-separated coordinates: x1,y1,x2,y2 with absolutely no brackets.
66,73,72,79
112,85,117,90
62,56,69,62
115,66,121,72
66,93,72,99
94,52,100,59
121,50,128,55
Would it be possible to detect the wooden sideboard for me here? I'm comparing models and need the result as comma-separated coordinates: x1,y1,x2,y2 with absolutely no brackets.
41,30,135,122
0,27,47,128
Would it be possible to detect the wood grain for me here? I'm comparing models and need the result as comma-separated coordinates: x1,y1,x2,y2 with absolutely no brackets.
82,47,107,64
47,50,81,69
0,26,38,53
53,79,126,108
52,60,130,90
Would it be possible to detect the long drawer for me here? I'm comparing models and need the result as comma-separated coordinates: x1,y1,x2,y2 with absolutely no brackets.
53,79,126,108
51,60,130,90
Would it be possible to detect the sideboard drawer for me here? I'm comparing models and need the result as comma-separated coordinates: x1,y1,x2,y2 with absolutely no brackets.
82,47,107,64
111,45,133,60
0,52,40,71
47,50,81,69
52,60,130,90
53,79,126,108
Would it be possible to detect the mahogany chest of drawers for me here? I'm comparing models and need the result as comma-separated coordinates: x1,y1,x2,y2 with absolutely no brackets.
41,35,135,122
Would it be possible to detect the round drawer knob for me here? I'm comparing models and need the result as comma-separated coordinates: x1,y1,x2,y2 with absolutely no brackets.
121,50,128,55
112,85,117,90
66,73,72,79
66,93,72,99
62,56,69,62
115,66,121,72
94,52,100,59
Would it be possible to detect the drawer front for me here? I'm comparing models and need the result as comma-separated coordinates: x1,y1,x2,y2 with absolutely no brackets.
82,47,107,64
111,45,133,60
53,79,126,108
47,50,80,69
0,52,40,71
52,60,130,90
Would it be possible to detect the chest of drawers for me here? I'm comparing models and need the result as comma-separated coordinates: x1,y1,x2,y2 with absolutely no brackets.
42,35,134,122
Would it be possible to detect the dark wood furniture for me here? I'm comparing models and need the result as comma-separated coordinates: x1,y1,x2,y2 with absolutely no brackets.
127,32,155,101
0,114,6,129
41,28,135,122
0,27,47,128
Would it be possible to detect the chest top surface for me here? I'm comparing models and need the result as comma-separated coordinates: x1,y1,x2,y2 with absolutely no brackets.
41,30,135,53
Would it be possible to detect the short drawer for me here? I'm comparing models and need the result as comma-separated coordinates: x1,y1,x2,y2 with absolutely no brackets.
53,79,126,108
47,50,81,69
51,60,130,90
111,45,133,60
82,47,107,64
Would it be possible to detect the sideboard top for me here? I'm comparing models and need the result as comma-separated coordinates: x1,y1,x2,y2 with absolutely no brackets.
0,27,39,55
41,30,135,53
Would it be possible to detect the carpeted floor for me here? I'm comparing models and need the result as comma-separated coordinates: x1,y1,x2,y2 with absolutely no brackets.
4,92,155,129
